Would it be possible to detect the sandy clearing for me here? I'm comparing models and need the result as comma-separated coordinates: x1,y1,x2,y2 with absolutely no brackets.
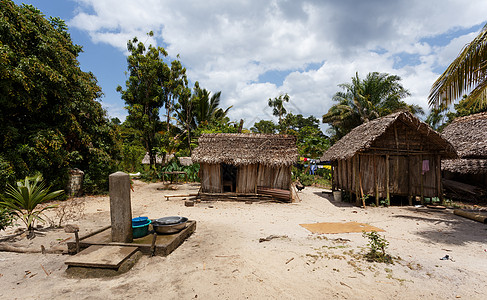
1,181,486,299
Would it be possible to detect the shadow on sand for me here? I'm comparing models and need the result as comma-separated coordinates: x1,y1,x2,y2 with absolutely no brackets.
392,207,487,246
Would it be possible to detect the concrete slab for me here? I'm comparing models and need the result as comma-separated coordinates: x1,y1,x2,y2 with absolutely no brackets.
67,220,196,256
65,245,138,269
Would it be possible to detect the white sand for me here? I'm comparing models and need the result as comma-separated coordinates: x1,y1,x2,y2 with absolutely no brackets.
1,180,486,299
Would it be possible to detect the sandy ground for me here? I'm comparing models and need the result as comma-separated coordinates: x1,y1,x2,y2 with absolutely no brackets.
1,180,487,300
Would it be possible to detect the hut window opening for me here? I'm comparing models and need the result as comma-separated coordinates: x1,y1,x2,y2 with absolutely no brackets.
222,163,237,192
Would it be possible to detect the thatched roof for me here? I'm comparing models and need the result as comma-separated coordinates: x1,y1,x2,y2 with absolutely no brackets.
192,133,298,166
441,112,487,158
322,111,457,161
442,158,487,174
441,112,487,174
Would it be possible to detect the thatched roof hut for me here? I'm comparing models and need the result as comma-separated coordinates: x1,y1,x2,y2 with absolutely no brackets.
192,133,298,201
192,133,298,166
441,112,487,175
321,111,457,206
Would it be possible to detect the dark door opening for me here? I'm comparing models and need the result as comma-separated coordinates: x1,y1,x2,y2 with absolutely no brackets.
222,163,237,192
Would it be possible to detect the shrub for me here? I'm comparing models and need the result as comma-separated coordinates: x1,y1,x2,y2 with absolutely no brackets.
362,231,392,263
0,207,14,231
0,175,63,237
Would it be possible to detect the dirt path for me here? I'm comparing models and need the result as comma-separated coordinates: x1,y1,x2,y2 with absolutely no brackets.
1,181,486,299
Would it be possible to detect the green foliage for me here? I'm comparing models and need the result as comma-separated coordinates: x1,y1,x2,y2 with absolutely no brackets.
362,231,392,263
83,148,117,194
268,94,290,125
0,175,62,234
0,1,120,193
429,23,487,109
292,166,331,188
0,207,14,231
141,157,200,183
121,143,146,173
426,95,487,131
323,72,421,143
250,120,277,134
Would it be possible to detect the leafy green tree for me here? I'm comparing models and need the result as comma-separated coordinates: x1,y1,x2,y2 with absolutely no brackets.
429,23,487,109
0,1,119,192
117,33,169,168
426,95,487,131
268,94,290,126
323,72,422,142
250,120,278,134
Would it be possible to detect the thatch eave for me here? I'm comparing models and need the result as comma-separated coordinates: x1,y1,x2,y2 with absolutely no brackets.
192,133,298,166
321,111,457,161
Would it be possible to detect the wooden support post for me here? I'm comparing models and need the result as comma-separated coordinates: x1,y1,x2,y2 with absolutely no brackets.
385,154,390,205
354,155,361,206
436,155,444,205
420,155,424,205
407,156,413,206
374,155,379,206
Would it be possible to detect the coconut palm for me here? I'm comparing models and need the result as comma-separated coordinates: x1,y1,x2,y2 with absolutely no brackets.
323,72,420,142
192,87,232,127
429,23,487,108
0,175,62,237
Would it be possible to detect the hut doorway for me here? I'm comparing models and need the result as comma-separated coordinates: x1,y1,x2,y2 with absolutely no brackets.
222,163,237,192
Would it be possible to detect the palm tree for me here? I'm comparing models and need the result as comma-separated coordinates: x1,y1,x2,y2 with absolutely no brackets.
323,72,420,141
429,23,487,108
193,87,232,127
268,94,290,125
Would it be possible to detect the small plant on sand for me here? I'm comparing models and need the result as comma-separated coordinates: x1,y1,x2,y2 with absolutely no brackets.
0,207,14,230
0,175,63,237
362,230,392,263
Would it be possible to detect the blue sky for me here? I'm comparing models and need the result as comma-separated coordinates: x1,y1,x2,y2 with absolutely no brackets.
12,0,487,128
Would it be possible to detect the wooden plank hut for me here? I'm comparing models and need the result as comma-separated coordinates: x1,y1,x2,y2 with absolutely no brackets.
441,112,487,187
192,133,298,202
321,111,457,206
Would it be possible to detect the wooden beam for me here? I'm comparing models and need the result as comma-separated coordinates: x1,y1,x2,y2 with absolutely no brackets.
436,155,443,205
374,155,379,206
385,154,390,205
420,154,424,205
354,155,361,206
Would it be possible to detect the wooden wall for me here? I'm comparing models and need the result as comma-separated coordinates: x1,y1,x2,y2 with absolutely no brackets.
237,164,258,193
332,154,442,205
200,163,292,194
200,163,222,193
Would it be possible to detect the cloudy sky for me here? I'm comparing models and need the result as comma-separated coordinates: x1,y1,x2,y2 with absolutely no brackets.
13,0,487,129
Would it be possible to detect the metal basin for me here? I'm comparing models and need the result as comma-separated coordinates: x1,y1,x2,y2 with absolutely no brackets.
155,216,183,225
152,217,188,234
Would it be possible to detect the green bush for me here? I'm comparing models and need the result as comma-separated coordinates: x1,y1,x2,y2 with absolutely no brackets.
0,175,62,236
362,231,392,263
83,148,118,194
141,157,200,183
121,143,145,173
0,207,14,231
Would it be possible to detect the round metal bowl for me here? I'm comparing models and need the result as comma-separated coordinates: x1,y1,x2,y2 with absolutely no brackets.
152,217,188,234
155,216,183,225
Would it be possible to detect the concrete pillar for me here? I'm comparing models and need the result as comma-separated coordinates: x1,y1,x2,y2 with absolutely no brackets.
109,171,133,243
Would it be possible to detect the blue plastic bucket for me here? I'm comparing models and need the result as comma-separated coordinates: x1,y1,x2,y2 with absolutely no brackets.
132,219,151,238
132,216,149,227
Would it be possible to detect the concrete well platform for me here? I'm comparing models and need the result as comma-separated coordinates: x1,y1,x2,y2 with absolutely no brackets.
67,220,196,256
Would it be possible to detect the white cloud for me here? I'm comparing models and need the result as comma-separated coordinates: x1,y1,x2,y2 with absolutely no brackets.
69,0,487,128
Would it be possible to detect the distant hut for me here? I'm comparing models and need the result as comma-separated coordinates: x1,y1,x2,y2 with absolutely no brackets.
192,133,298,202
441,112,487,188
321,111,457,206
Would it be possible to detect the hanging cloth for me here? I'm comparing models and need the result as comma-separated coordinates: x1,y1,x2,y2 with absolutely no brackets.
422,160,430,175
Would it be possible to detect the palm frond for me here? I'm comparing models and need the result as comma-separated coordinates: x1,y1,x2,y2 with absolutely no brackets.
429,23,487,108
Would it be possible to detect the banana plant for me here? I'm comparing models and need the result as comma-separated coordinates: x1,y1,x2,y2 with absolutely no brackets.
0,175,63,237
